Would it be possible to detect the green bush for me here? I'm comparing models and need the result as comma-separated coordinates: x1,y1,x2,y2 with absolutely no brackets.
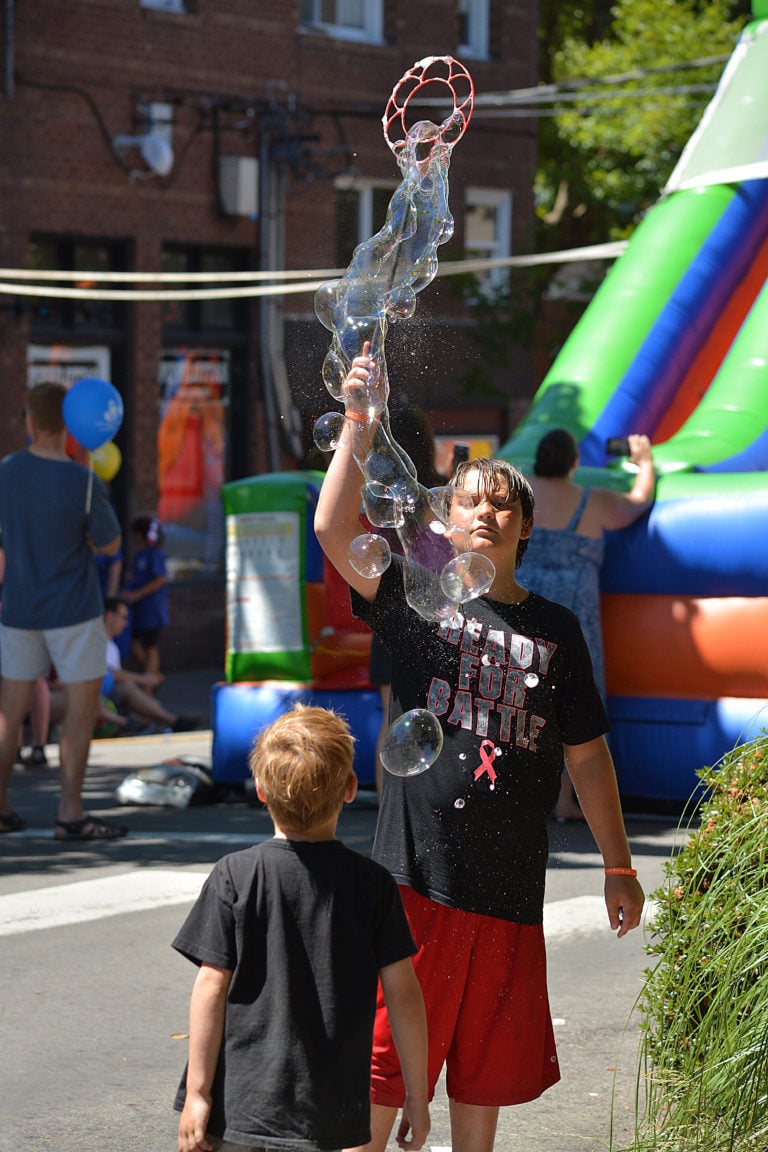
627,734,768,1152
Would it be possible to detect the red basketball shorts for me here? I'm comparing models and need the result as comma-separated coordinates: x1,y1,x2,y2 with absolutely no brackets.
371,885,560,1108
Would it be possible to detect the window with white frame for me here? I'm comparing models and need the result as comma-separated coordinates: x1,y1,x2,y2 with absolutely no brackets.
464,187,512,291
335,177,398,267
300,0,383,43
458,0,489,60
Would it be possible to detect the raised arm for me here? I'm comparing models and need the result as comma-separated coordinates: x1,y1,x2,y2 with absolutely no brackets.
596,433,656,531
379,957,430,1150
563,735,645,938
314,346,383,603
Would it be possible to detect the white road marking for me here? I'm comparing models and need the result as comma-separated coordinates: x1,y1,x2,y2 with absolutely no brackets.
0,870,638,940
12,829,270,845
0,869,209,936
543,894,608,939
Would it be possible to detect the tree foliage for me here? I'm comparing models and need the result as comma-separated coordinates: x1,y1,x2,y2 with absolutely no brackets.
538,0,751,243
459,1,752,396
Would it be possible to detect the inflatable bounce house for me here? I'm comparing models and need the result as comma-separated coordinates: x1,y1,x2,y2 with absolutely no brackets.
499,5,768,805
211,14,768,802
211,472,381,786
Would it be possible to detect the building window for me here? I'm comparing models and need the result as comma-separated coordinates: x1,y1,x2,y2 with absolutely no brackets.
458,0,489,59
464,187,512,291
335,178,397,267
161,246,246,335
28,237,127,334
157,348,230,581
159,245,248,581
300,0,383,43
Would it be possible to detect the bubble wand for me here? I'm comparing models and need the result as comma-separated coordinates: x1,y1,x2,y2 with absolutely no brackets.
313,57,495,625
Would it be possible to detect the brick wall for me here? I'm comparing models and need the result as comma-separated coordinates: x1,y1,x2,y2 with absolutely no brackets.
0,0,540,667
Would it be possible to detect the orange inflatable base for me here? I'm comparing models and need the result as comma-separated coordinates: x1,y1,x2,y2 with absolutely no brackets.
603,594,768,699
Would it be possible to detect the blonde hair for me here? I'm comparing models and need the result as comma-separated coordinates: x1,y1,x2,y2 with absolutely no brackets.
249,704,356,832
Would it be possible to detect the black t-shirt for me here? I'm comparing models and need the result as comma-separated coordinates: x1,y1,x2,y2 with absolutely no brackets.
172,838,416,1150
352,558,609,924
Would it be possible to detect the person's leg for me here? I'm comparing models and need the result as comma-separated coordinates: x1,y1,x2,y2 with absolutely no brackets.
448,1101,499,1152
344,1104,398,1152
0,678,36,818
30,678,51,746
17,678,52,766
143,641,161,682
56,677,102,824
131,635,147,672
115,680,176,727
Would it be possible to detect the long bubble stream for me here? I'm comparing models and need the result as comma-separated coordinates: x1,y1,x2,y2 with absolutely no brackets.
312,56,495,626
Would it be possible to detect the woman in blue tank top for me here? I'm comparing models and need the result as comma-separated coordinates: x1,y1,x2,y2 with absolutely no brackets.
518,428,655,821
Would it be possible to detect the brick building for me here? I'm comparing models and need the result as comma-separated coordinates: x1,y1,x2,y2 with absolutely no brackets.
0,0,539,667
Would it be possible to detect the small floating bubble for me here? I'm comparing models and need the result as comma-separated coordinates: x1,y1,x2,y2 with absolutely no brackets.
380,709,444,777
313,411,346,453
348,533,391,579
454,798,466,809
524,673,539,688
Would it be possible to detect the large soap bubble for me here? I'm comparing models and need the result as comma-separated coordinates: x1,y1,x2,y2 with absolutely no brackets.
313,58,496,622
380,708,444,777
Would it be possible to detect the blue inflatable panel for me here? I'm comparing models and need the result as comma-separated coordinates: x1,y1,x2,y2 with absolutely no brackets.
211,681,382,786
608,695,768,802
602,492,768,595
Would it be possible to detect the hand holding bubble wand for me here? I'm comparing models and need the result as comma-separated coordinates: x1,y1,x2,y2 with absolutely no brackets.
313,56,495,631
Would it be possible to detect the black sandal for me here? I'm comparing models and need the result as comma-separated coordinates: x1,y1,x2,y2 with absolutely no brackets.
0,811,26,834
54,814,128,841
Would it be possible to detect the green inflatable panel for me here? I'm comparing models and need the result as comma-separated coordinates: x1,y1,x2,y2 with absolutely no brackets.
500,185,735,466
222,471,325,683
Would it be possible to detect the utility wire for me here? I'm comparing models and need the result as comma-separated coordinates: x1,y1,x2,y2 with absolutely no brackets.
0,243,627,302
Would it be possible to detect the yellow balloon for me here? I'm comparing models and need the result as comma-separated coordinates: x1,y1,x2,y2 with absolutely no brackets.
91,440,122,482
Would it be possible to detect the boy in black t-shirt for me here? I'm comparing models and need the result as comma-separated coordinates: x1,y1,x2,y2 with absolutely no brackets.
172,705,429,1152
314,344,645,1152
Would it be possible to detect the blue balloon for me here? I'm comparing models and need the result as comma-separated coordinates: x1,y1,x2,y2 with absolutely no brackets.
63,377,124,451
101,668,115,697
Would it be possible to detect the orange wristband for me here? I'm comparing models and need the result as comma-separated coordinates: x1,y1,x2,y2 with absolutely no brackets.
345,409,370,423
605,866,637,877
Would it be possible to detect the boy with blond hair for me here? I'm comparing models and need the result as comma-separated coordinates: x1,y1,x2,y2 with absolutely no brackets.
173,704,429,1152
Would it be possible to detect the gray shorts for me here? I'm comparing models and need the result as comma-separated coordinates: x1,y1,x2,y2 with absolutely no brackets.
0,617,107,683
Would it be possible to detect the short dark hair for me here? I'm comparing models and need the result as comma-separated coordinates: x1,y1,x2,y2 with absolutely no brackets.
534,429,579,478
104,596,129,615
25,382,66,434
131,515,163,546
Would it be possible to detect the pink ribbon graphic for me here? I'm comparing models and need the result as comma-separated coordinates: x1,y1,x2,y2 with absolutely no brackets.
473,739,498,785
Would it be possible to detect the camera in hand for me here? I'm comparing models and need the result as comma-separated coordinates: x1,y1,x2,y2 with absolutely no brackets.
605,437,631,457
451,442,470,470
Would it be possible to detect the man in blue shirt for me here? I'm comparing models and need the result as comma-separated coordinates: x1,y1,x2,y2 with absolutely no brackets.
0,382,125,839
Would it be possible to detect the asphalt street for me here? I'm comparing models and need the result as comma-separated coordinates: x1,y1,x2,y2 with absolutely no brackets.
0,705,684,1152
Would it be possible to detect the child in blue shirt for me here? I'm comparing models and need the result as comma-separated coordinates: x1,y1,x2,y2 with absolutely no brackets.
123,514,169,682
